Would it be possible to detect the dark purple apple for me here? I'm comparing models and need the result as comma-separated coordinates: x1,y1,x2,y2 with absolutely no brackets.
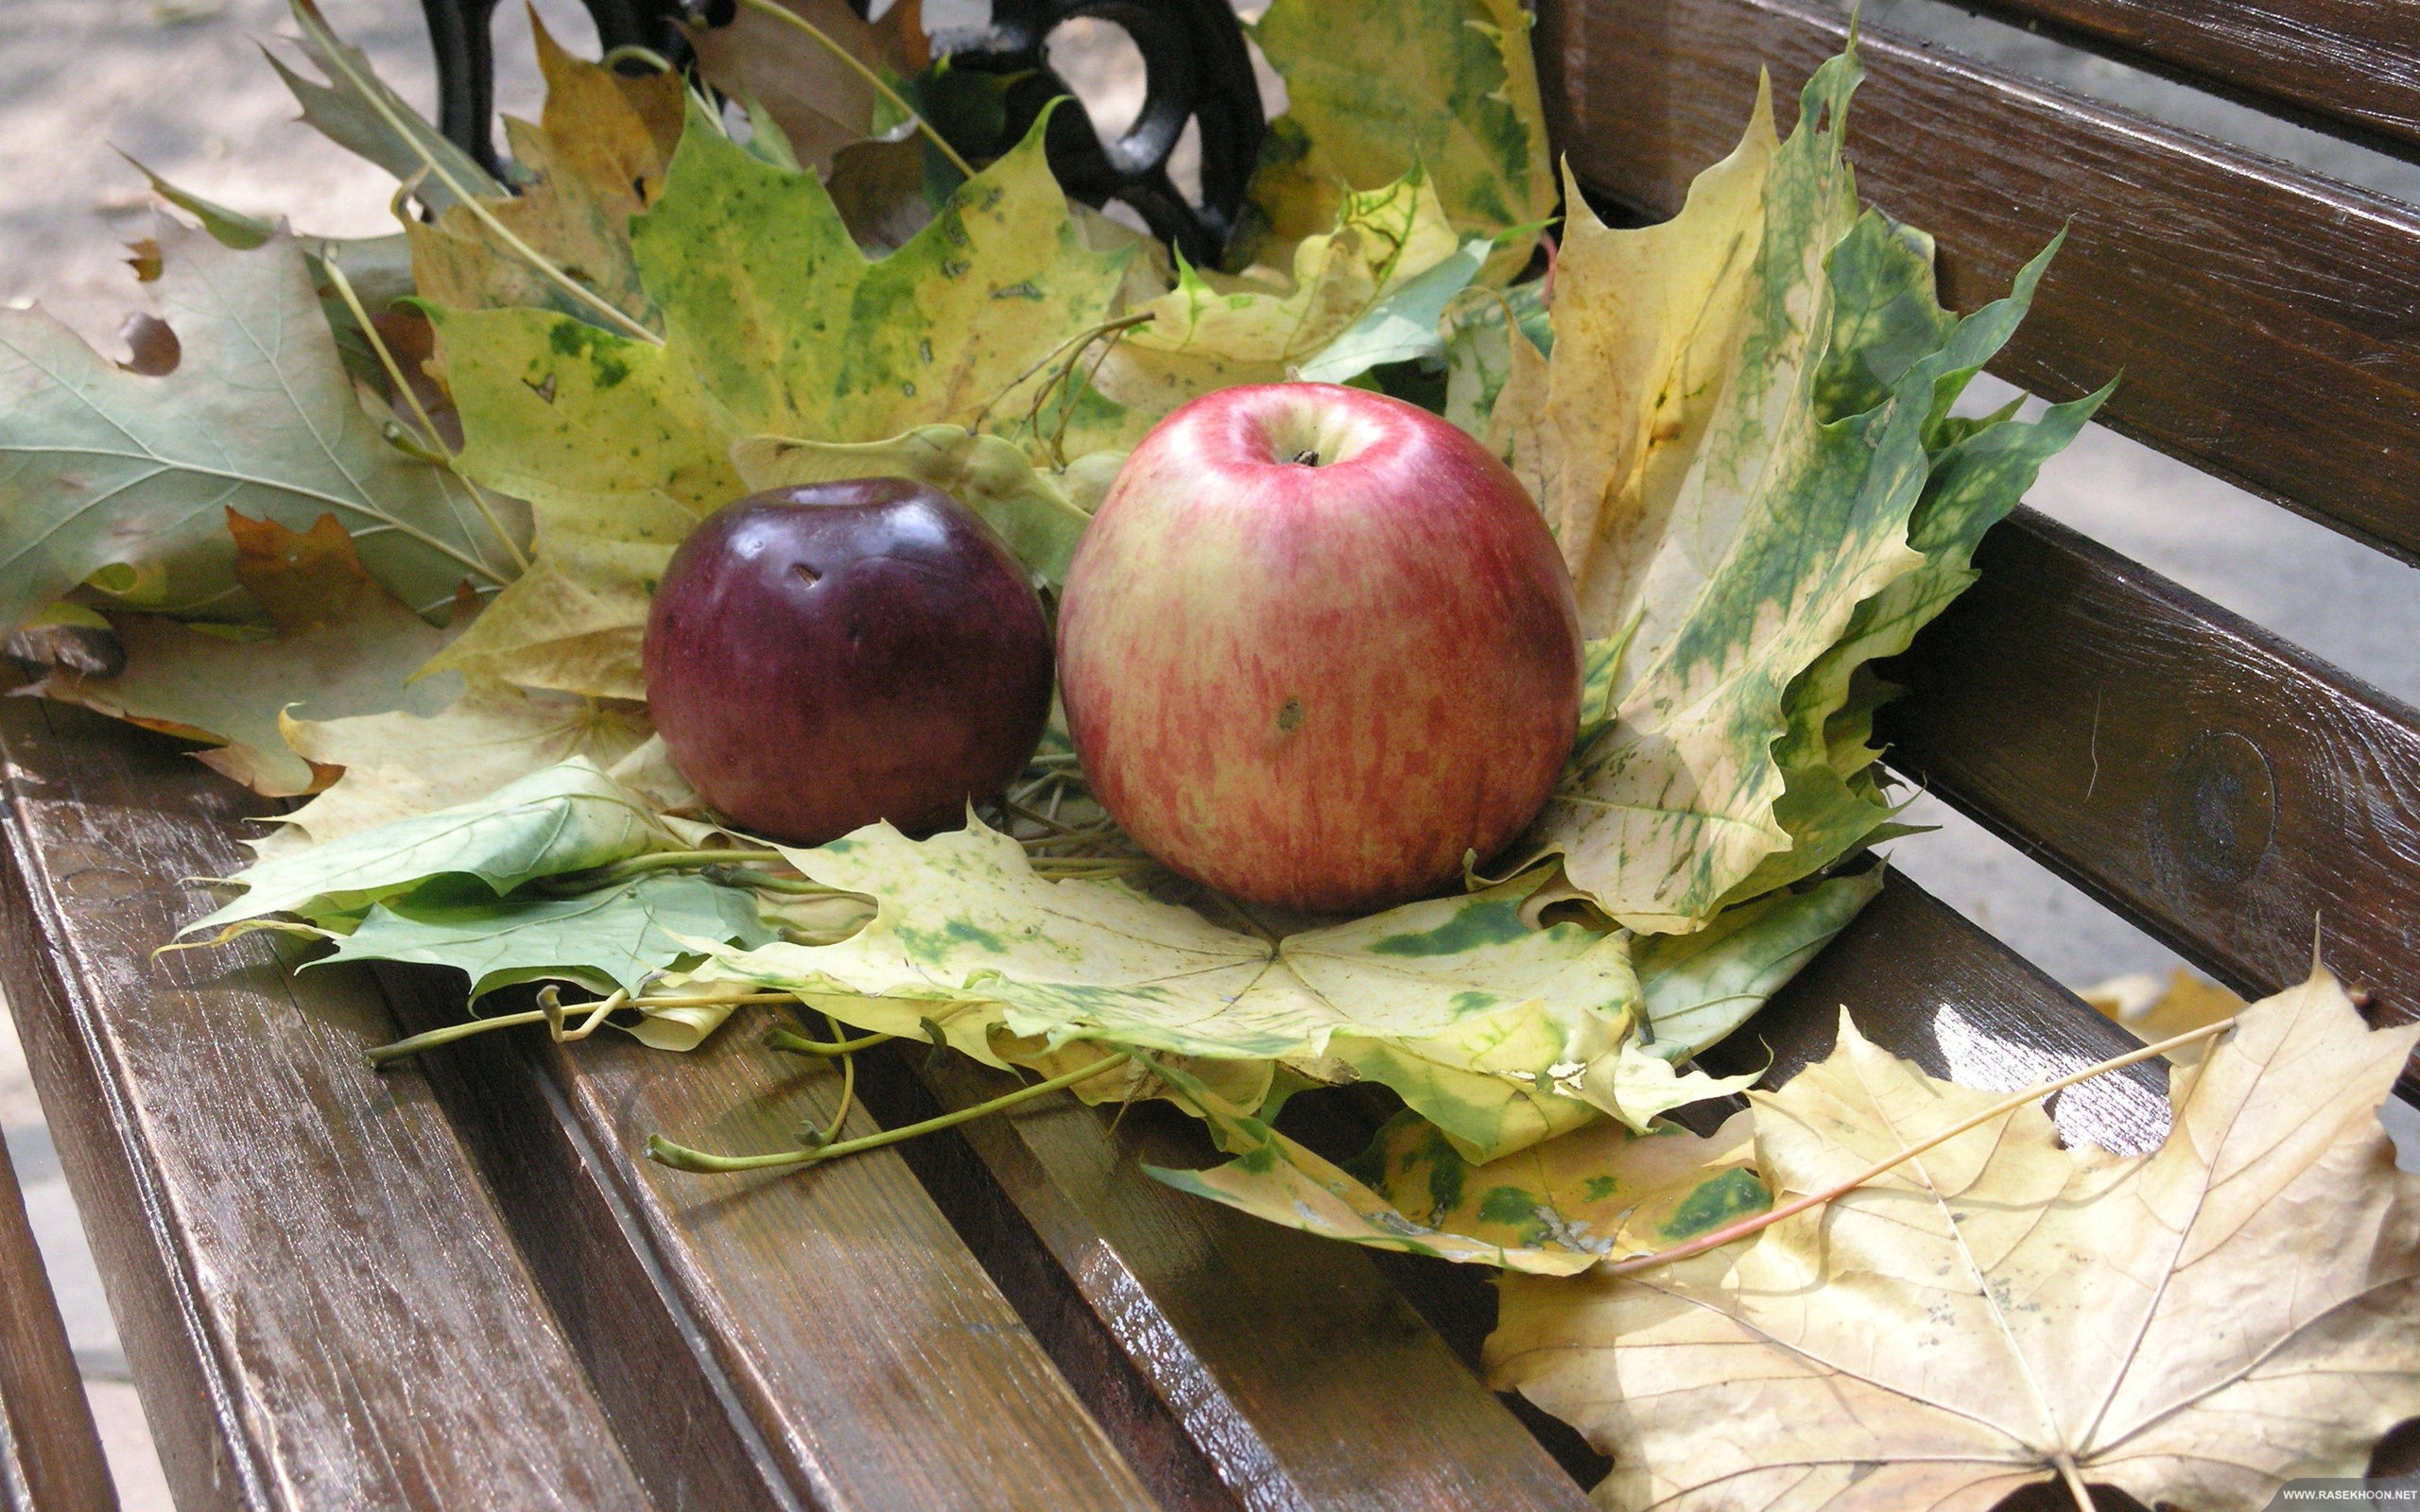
643,478,1053,845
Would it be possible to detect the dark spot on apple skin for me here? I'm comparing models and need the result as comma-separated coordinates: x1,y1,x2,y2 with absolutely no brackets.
1277,697,1305,731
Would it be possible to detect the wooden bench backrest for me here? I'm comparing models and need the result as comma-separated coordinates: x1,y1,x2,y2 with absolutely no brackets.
1535,0,2420,1101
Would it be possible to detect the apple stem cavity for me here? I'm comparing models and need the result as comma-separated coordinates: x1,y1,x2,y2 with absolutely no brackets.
1290,449,1320,466
646,1051,1136,1174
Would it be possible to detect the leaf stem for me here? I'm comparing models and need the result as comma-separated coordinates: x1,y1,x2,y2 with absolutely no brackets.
974,312,1153,434
1599,1017,2237,1279
2052,1453,2099,1512
804,1045,858,1146
320,254,531,575
705,865,832,895
365,1005,550,1066
363,987,629,1067
632,988,802,1010
598,43,676,73
766,1024,895,1057
647,1050,1132,1173
535,847,795,893
303,18,663,344
727,0,977,180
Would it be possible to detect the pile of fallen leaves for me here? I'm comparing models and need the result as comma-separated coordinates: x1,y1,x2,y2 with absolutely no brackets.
4,0,2411,1503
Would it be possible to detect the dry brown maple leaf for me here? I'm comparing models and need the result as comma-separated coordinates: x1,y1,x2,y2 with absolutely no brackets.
1487,967,2420,1510
32,513,469,796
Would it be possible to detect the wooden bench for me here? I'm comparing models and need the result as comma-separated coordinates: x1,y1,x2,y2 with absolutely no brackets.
3,0,2416,1506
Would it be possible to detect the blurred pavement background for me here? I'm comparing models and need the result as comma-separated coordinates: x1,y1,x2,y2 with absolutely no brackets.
1,1,2414,1503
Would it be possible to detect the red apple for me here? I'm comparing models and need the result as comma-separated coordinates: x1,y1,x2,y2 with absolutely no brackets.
1057,383,1581,913
644,479,1052,845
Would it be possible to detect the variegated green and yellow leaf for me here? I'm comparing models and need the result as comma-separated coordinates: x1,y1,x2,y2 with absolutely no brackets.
1097,168,1467,418
686,816,1651,1161
425,106,1131,698
1245,0,1554,280
1511,54,2090,931
1148,1072,1767,1275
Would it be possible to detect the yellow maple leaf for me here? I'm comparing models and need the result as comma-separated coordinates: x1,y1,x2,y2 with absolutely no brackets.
1487,968,2420,1508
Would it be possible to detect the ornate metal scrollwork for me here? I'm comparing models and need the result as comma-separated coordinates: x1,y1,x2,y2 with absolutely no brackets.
418,0,1263,266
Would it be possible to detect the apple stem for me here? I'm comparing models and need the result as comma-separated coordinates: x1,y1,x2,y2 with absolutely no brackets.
646,1051,1135,1174
1291,449,1320,466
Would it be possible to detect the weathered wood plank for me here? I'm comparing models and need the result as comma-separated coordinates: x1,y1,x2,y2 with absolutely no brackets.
905,1054,1598,1512
375,986,1160,1512
1876,507,2420,1093
0,698,655,1512
0,1114,114,1512
1702,870,2175,1153
1961,0,2420,156
1533,0,2420,566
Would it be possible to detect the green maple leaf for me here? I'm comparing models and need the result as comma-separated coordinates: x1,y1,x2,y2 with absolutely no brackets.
0,222,521,634
270,0,504,216
320,871,771,1001
1245,0,1554,281
185,757,669,933
1721,221,2111,905
424,102,1132,698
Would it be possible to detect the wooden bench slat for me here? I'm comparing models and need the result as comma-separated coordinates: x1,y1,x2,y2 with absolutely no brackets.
1706,871,2175,1152
1876,507,2420,1095
0,1113,114,1512
0,700,656,1512
907,1054,1599,1512
1534,0,2420,568
370,967,812,1512
388,989,1161,1512
1958,0,2420,156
